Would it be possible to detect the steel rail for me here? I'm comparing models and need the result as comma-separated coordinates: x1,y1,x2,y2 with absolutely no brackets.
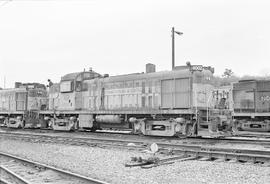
1,130,270,146
0,178,10,184
189,135,270,144
0,152,109,184
0,165,30,184
1,127,270,144
171,149,270,164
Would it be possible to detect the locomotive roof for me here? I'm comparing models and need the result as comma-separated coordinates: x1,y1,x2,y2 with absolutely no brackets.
102,69,196,82
238,79,270,83
238,79,257,83
61,70,102,81
61,72,80,81
62,66,213,84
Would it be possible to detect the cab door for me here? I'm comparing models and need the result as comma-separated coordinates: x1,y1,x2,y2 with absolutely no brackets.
75,78,83,110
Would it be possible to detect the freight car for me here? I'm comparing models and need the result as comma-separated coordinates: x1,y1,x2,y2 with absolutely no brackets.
0,83,48,128
40,63,231,136
233,79,270,132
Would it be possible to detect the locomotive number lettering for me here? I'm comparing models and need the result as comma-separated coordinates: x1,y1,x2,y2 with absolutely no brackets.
191,65,203,71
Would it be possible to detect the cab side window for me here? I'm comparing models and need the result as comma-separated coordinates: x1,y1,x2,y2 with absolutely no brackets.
75,81,82,92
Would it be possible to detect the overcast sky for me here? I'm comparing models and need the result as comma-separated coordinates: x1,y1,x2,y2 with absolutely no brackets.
1,0,270,88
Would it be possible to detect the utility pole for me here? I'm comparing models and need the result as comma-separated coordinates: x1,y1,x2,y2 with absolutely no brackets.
172,27,175,70
171,27,183,70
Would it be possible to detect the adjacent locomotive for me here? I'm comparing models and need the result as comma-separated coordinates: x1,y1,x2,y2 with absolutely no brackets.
233,79,270,132
41,63,222,136
0,83,48,128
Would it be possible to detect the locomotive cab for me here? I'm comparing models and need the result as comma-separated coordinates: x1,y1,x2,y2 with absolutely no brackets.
56,70,102,111
50,69,101,131
125,64,216,137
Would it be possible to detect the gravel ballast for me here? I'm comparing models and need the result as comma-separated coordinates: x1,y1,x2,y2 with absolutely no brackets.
0,138,269,184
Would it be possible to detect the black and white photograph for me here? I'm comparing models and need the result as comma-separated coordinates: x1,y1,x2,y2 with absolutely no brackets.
0,0,270,183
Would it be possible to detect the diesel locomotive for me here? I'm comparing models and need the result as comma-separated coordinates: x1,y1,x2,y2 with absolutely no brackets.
0,82,48,128
41,63,230,136
0,63,234,136
233,79,270,132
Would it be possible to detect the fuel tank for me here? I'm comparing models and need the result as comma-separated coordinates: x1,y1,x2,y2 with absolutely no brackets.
95,115,123,124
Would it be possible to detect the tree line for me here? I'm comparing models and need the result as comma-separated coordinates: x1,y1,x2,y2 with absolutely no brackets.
213,68,270,87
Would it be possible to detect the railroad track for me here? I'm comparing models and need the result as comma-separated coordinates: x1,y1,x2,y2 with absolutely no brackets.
0,151,109,184
1,128,270,145
1,130,270,149
1,131,270,167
